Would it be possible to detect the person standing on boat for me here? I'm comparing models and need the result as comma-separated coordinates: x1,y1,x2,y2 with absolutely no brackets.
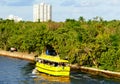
46,49,49,55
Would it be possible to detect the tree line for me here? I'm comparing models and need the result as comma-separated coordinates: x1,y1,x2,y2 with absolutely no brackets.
0,17,120,71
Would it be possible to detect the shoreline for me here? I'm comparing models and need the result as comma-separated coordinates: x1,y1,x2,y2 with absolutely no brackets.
70,65,120,79
0,50,120,79
0,50,36,61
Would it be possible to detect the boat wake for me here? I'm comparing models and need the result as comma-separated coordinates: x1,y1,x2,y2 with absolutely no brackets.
32,68,40,74
70,72,102,84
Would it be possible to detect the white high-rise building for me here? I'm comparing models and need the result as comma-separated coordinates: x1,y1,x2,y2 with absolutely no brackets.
33,3,52,22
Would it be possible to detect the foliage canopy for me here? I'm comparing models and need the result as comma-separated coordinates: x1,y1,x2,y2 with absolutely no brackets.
1,17,120,71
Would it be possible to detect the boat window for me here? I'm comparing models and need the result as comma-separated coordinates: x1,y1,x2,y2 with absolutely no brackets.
61,63,69,67
44,60,49,64
54,63,58,67
38,59,69,67
62,63,65,66
49,62,54,66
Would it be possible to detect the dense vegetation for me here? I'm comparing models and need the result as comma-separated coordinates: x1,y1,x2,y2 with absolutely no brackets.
1,17,120,71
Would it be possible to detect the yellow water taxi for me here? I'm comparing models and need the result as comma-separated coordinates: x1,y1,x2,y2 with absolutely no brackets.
35,48,70,76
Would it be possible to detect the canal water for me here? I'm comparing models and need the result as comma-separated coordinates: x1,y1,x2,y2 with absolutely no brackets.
0,56,120,84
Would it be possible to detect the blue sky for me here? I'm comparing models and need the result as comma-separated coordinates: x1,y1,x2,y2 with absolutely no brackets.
0,0,120,21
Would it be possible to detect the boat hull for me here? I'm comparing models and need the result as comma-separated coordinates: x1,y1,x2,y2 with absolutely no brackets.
36,62,70,76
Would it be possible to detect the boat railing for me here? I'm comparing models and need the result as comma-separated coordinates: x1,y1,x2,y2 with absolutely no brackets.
37,58,69,67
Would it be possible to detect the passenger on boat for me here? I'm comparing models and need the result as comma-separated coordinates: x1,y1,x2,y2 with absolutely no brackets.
46,49,57,56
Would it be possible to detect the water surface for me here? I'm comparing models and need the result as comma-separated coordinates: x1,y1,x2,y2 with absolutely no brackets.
0,56,120,84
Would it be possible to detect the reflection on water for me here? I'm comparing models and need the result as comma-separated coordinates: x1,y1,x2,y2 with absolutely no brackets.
0,56,120,84
70,71,120,84
33,73,70,84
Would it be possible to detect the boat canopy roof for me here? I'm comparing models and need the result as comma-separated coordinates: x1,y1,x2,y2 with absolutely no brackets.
38,54,69,63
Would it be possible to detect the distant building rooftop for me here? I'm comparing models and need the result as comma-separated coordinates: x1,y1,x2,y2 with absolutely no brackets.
7,15,22,22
